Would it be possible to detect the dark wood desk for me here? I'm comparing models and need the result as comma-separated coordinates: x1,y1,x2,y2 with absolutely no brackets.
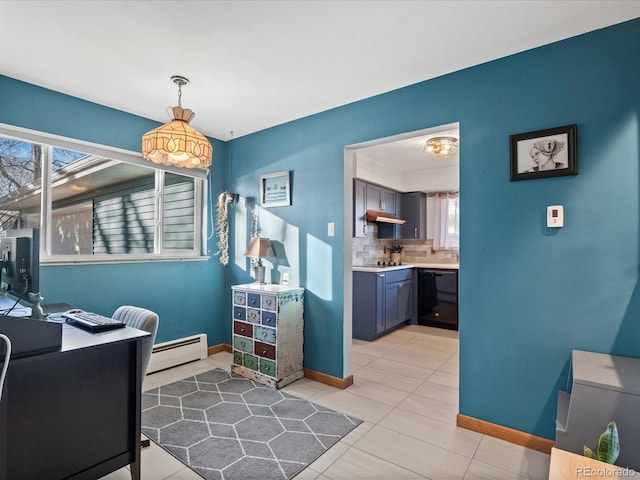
0,322,148,480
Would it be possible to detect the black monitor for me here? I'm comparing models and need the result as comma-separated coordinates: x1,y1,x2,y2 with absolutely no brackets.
0,228,42,318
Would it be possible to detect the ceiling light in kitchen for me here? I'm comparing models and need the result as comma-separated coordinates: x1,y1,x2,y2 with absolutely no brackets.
423,136,459,158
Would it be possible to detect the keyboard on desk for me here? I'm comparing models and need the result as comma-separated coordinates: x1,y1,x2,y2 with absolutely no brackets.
63,311,125,332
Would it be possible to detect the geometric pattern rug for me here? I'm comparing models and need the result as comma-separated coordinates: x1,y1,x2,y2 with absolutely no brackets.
142,368,362,480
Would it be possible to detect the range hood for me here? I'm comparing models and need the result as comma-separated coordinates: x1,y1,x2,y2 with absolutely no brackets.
365,209,406,224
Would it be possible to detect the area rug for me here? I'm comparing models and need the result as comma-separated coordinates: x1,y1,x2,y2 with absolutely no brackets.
142,368,362,480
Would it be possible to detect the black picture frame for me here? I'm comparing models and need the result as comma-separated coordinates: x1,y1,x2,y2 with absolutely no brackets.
510,124,577,181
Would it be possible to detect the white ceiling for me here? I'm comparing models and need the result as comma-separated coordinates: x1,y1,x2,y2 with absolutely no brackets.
1,0,638,145
356,124,460,172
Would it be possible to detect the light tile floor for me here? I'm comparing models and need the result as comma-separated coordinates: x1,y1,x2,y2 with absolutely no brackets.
102,325,550,480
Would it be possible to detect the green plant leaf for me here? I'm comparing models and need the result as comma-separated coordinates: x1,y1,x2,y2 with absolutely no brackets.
584,446,598,459
597,422,620,464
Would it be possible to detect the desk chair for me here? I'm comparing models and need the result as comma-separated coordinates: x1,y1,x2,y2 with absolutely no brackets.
112,305,159,449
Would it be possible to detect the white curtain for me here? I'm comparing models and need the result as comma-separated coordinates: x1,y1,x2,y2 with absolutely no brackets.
433,192,459,251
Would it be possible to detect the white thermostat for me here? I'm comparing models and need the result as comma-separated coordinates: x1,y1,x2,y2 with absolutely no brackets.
547,205,564,227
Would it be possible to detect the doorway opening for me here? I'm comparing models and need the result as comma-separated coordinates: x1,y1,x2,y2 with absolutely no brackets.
342,122,460,379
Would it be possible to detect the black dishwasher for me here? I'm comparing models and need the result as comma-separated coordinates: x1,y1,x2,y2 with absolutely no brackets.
417,268,458,330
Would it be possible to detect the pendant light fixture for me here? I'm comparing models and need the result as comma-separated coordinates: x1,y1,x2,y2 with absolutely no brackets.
423,136,459,158
141,75,213,169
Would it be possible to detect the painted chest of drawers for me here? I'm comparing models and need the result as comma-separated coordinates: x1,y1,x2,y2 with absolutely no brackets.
231,283,305,388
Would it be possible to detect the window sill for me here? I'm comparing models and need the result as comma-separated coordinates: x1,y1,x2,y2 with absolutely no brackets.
41,254,210,266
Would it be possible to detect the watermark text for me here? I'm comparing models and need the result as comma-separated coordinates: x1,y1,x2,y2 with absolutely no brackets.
576,466,637,477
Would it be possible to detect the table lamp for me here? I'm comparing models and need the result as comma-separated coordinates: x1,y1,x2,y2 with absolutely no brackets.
244,237,272,284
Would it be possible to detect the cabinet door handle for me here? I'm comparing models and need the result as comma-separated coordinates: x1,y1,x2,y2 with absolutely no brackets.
363,224,368,235
414,227,418,238
379,199,383,210
378,274,385,278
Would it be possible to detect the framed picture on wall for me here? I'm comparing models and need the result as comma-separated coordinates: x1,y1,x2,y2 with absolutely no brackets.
510,124,577,181
260,170,291,207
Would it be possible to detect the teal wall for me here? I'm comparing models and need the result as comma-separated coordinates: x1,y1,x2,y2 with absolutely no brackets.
1,17,639,441
0,75,229,346
226,18,640,439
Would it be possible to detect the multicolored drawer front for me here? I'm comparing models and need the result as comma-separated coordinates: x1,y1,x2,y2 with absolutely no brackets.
261,311,276,327
233,350,243,366
243,354,259,371
233,306,246,321
259,359,276,377
254,325,276,344
233,335,253,353
246,308,260,323
233,291,246,306
231,284,305,389
261,295,277,311
255,341,276,360
234,321,253,338
247,293,261,308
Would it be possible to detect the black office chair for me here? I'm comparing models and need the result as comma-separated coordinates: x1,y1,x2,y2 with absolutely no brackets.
112,305,159,449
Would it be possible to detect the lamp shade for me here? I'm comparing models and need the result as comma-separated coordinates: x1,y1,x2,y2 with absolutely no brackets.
244,237,272,258
142,106,213,169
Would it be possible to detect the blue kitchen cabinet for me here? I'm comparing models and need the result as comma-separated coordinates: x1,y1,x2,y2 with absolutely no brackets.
366,183,397,214
353,268,414,340
353,179,402,239
353,179,368,238
401,191,426,239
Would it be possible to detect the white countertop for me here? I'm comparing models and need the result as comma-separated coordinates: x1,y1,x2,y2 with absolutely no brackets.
352,263,458,273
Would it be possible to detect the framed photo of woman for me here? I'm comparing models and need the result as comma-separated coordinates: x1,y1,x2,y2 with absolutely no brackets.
510,124,577,181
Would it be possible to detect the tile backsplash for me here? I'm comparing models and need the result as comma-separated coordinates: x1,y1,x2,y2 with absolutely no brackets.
352,223,458,266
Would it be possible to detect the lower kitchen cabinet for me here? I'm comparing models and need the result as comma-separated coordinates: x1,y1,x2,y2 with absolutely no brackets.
231,283,305,388
353,268,414,341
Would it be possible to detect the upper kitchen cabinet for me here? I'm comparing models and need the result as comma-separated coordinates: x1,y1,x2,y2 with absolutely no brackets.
353,179,367,238
366,183,397,215
401,192,426,239
354,180,402,238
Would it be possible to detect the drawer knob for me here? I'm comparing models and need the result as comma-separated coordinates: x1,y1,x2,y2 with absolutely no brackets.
262,349,267,355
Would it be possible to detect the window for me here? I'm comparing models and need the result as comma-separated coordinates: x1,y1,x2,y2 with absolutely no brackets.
0,128,207,263
433,192,459,251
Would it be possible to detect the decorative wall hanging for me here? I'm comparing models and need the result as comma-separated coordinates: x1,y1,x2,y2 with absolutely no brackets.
260,170,291,207
214,191,235,265
510,124,577,181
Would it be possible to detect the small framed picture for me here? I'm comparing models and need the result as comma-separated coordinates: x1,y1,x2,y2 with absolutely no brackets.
260,170,291,207
510,124,577,181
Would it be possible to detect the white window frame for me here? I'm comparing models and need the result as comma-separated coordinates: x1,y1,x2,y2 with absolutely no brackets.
0,123,210,265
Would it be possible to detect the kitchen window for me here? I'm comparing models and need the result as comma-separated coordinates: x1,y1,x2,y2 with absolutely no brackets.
0,125,207,263
433,192,459,251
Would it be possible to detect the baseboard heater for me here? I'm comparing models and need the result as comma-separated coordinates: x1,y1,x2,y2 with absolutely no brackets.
147,333,208,374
